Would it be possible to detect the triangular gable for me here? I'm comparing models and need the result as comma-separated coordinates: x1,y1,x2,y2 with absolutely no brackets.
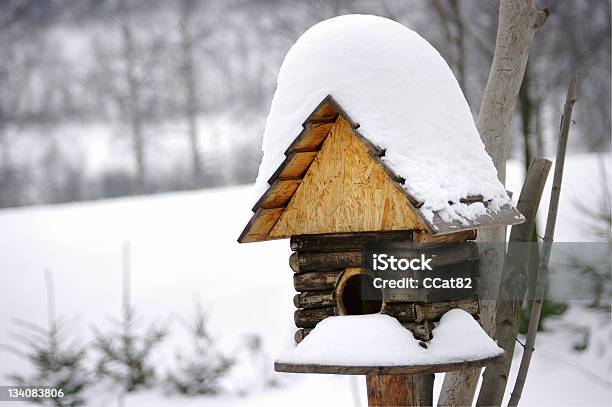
269,115,426,238
238,96,523,243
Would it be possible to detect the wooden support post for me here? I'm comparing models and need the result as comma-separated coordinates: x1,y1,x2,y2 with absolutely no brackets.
366,374,434,407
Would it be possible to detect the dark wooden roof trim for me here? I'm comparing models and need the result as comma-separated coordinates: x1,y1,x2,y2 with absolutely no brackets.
364,145,425,210
251,179,301,212
267,151,318,184
458,195,485,204
286,122,331,154
365,149,406,183
308,115,338,124
238,207,285,243
302,95,357,128
353,129,385,157
301,95,336,126
430,204,525,235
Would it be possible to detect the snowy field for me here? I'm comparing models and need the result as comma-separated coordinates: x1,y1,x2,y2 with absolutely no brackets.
0,153,610,406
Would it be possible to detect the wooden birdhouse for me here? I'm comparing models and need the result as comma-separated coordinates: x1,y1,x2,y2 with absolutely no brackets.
239,94,523,343
237,14,524,406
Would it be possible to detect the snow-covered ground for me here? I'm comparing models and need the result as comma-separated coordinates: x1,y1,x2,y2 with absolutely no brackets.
0,153,610,406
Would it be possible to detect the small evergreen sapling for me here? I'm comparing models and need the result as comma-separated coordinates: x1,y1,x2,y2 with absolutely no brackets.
1,271,90,406
92,307,167,392
165,297,233,395
92,241,167,393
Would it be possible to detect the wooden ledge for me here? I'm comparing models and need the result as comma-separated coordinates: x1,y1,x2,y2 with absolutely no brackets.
274,353,503,375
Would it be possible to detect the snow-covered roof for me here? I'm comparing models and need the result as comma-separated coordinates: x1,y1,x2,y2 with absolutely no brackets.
276,310,503,373
242,15,524,242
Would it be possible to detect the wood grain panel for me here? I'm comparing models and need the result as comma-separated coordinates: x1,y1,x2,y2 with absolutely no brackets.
270,116,426,238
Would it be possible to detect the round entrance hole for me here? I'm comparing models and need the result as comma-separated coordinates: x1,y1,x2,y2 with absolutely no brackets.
339,273,383,315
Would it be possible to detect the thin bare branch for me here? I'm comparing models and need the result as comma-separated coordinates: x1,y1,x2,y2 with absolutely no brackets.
508,74,578,407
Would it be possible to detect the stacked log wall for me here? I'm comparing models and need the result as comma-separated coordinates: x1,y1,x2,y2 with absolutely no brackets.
289,231,479,343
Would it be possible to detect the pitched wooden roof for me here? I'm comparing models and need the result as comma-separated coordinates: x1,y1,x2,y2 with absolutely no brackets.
238,96,524,243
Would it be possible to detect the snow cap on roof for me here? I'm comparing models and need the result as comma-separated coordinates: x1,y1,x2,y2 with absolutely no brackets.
254,14,515,226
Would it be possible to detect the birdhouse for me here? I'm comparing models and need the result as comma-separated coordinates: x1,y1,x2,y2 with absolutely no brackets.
239,93,522,339
237,14,524,405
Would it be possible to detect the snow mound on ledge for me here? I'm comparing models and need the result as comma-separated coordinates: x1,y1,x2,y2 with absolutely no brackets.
277,310,502,366
255,14,512,224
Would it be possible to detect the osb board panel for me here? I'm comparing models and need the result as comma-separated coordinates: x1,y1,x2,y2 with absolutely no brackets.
270,116,426,238
289,122,335,153
239,208,283,243
256,179,301,209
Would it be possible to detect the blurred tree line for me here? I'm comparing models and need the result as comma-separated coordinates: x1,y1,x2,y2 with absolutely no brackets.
0,0,609,207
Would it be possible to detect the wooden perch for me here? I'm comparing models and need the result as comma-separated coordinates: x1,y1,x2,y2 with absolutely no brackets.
508,75,577,407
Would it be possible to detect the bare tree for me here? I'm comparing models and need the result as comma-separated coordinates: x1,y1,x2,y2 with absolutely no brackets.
179,0,204,188
118,0,146,192
508,75,577,406
430,0,466,91
0,1,608,207
438,1,549,406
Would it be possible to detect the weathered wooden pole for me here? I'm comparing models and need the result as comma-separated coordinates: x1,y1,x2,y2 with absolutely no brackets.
477,157,552,406
508,75,577,407
366,374,434,407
